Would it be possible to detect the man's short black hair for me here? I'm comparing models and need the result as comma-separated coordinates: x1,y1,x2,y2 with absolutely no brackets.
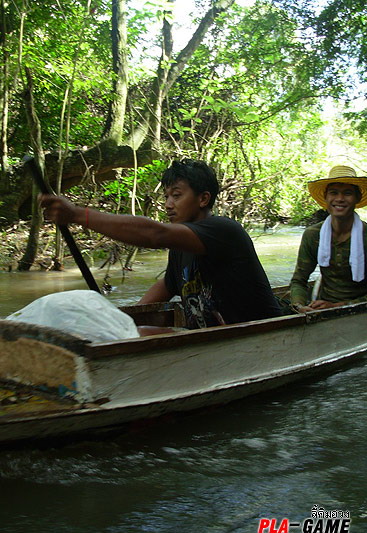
161,159,219,209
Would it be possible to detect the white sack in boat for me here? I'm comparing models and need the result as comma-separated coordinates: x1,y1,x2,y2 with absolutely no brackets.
6,289,139,342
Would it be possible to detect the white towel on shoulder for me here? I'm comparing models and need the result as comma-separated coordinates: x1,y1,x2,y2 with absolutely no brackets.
317,213,365,282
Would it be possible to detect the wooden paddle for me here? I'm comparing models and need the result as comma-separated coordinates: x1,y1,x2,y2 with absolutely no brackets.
26,157,101,293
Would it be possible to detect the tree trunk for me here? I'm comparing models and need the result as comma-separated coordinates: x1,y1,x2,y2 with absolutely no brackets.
126,0,236,150
0,0,26,185
103,0,128,144
0,0,9,181
54,3,93,270
17,67,45,270
149,1,174,150
0,140,157,226
17,182,43,271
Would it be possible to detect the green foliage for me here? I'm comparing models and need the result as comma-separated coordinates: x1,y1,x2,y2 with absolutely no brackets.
86,160,168,216
3,0,113,157
2,0,367,231
274,0,367,100
164,1,322,151
207,105,327,227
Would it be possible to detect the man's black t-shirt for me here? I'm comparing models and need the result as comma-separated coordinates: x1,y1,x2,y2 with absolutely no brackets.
164,216,281,329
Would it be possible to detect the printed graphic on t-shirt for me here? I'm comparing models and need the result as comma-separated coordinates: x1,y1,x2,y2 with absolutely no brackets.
181,264,225,329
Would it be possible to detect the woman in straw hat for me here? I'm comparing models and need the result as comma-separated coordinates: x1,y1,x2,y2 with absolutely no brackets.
290,165,367,313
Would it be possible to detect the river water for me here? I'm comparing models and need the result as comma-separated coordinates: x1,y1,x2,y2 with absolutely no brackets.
0,226,366,533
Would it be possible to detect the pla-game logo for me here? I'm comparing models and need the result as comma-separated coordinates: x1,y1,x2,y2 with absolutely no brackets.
257,505,351,533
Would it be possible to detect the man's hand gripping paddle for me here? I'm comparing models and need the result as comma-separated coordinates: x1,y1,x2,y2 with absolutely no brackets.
25,156,101,293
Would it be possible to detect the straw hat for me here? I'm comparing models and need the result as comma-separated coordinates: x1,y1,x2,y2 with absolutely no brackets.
308,165,367,209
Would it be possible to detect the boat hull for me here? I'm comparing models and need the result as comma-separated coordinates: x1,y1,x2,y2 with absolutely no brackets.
1,300,367,445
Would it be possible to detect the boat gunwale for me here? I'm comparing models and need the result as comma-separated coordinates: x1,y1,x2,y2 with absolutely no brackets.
1,296,367,360
84,300,367,359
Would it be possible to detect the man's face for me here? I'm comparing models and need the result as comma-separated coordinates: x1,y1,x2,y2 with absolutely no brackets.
325,182,359,219
164,179,209,224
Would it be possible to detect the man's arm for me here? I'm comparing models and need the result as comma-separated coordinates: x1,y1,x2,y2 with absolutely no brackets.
40,195,206,254
290,266,315,309
290,228,318,310
138,278,172,304
136,280,181,335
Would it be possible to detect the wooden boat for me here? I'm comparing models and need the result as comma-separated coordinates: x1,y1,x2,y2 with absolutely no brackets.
1,285,367,446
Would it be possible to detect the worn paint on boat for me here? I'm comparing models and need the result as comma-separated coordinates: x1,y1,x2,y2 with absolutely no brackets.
0,289,366,445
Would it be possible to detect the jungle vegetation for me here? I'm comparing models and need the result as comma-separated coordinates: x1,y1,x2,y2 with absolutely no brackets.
1,0,367,270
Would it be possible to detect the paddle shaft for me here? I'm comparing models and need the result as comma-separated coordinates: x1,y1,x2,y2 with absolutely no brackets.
27,158,101,293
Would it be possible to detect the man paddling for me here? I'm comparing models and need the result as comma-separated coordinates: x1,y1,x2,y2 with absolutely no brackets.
40,159,281,329
290,165,367,313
